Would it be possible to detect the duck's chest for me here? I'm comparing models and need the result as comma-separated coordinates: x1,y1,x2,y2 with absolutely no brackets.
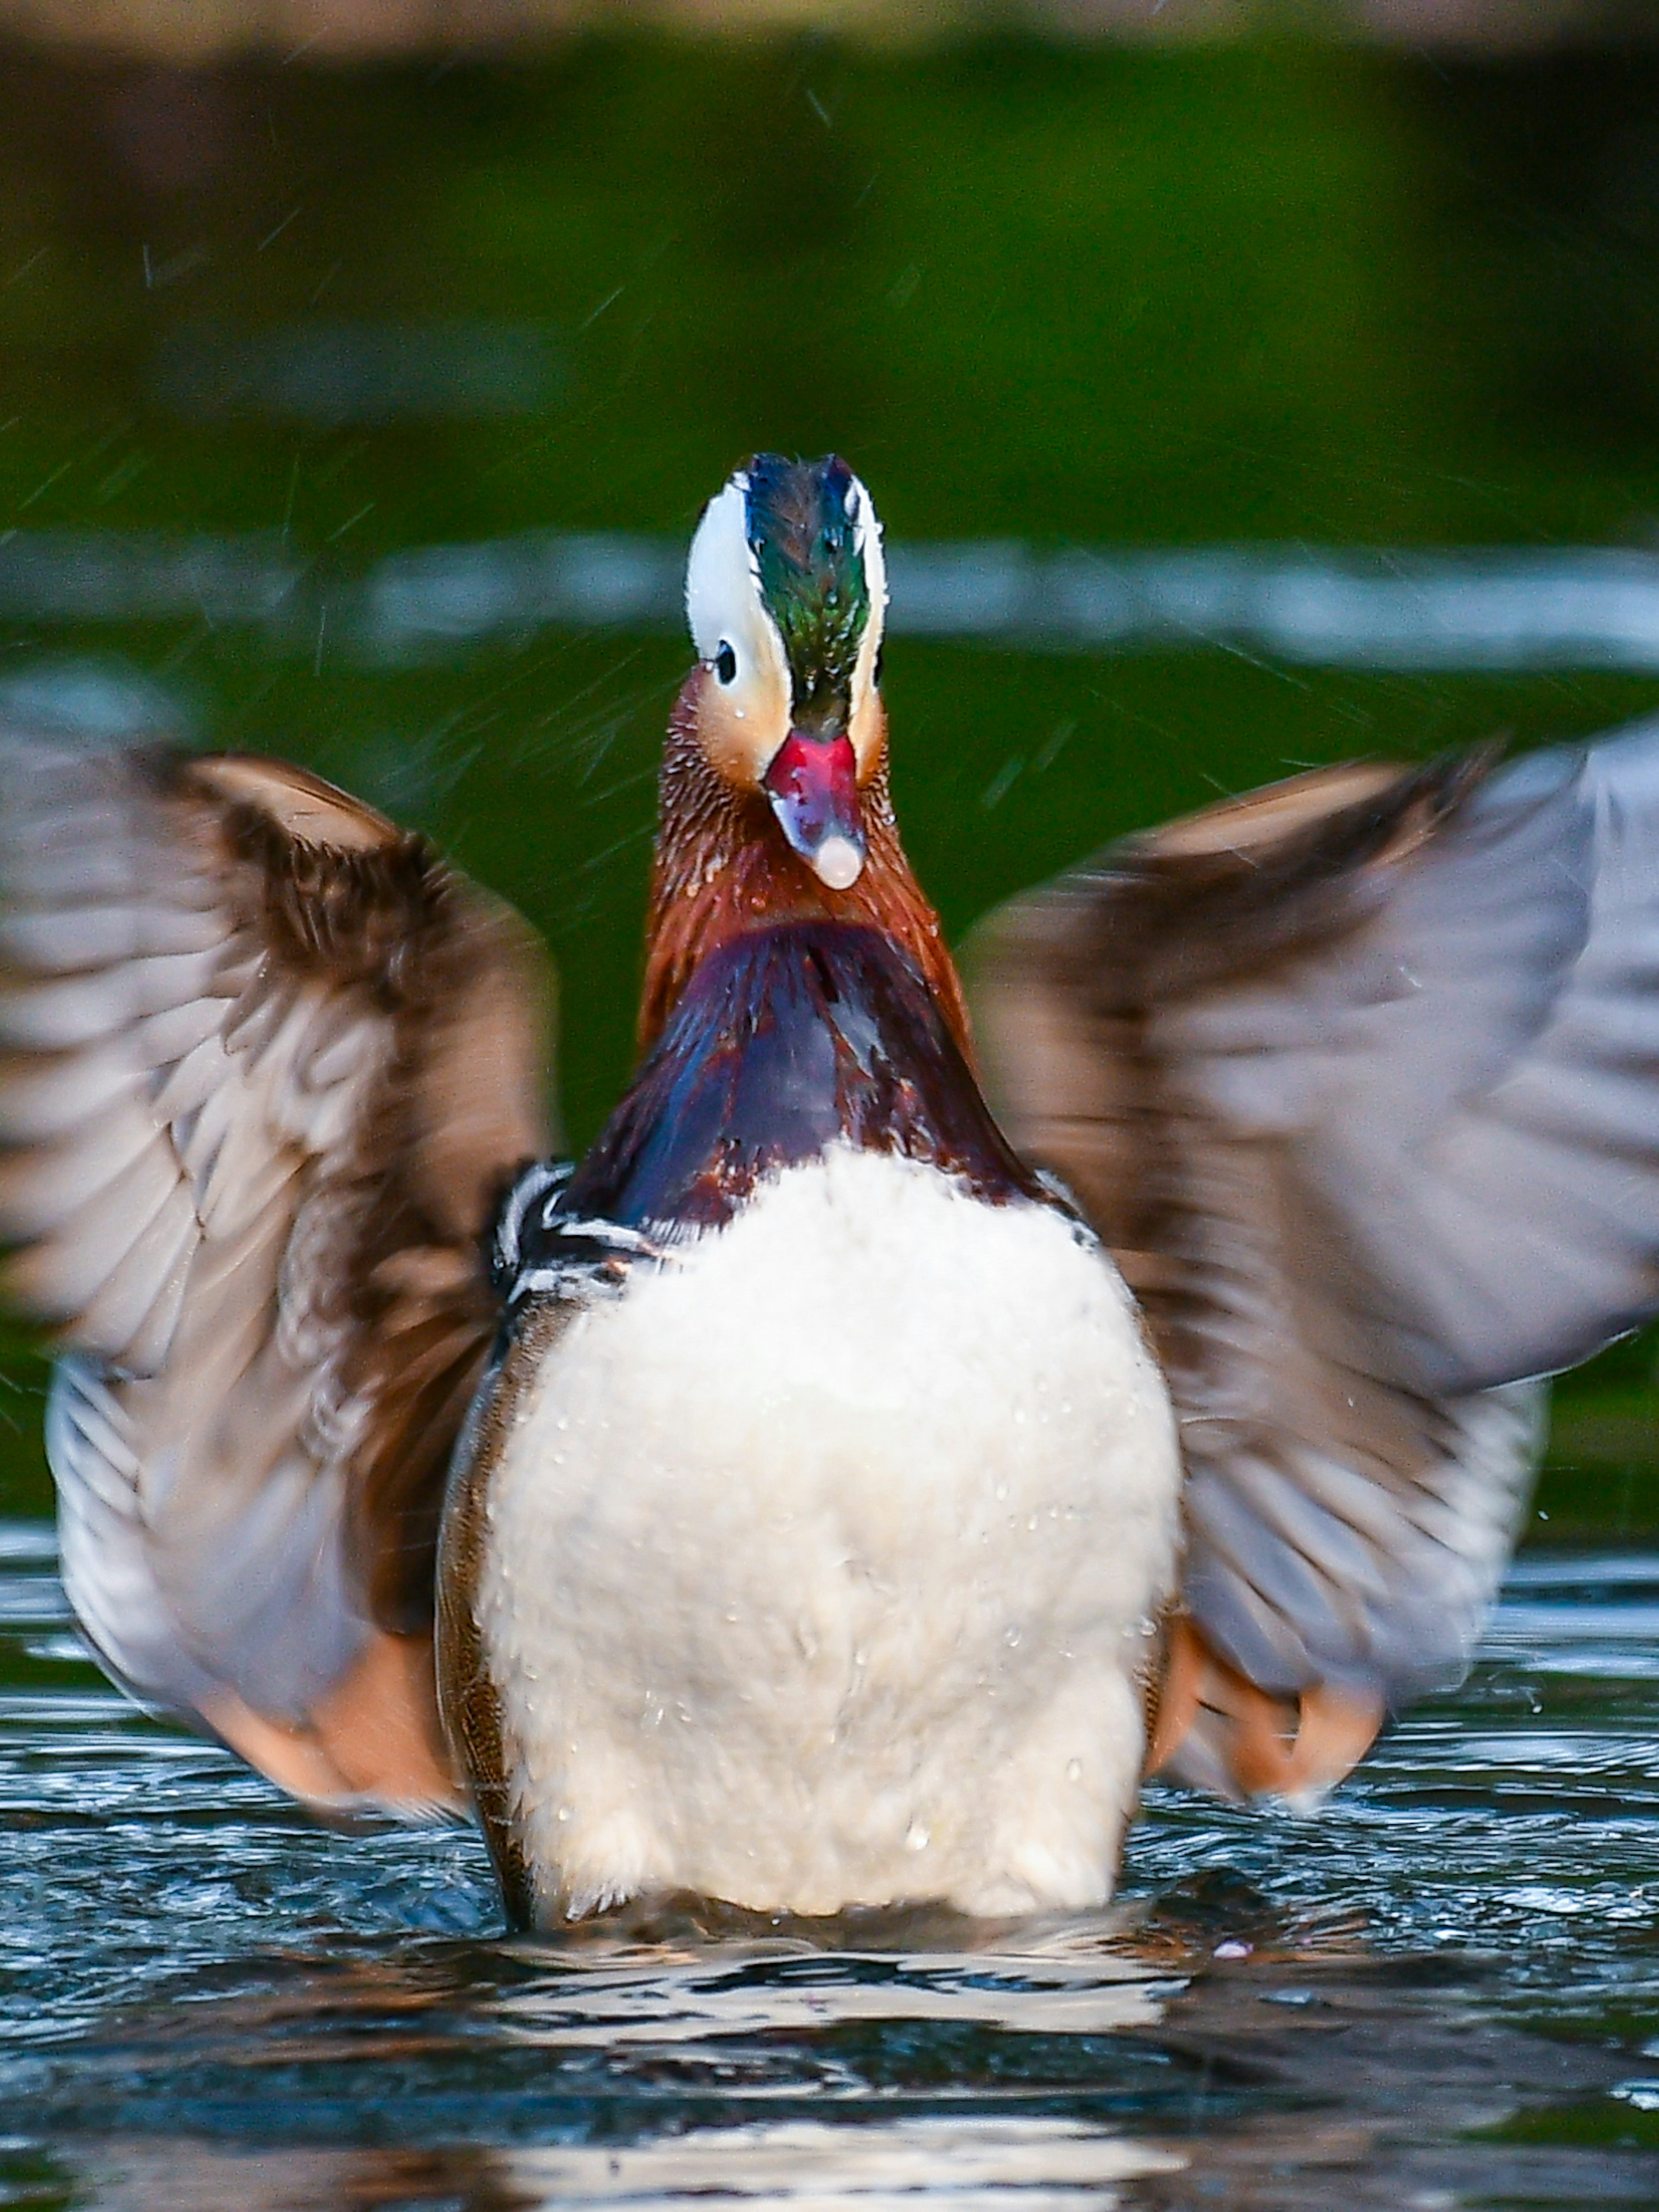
463,1146,1181,1923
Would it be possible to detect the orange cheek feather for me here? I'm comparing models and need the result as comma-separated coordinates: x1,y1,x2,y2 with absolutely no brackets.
639,675,970,1065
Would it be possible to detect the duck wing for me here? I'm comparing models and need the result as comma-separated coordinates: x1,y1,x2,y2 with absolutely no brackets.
971,723,1659,1798
0,721,552,1811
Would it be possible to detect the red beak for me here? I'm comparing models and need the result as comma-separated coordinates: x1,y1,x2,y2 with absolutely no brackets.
761,732,866,891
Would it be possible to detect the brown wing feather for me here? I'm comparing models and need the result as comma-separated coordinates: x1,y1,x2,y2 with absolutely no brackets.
0,725,552,1812
971,745,1627,1798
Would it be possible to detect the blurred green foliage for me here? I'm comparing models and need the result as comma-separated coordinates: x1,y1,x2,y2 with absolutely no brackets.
0,35,1656,1528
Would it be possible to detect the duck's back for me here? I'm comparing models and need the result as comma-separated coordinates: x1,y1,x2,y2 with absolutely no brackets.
444,923,1182,1923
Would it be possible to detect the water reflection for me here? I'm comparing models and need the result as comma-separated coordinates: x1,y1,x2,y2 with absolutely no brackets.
72,2122,1181,2212
4,1527,1659,2207
488,1933,1169,2045
16,527,1659,673
25,1929,1657,2211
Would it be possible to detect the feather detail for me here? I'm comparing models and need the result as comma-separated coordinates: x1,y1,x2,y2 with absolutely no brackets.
971,741,1641,1780
0,721,553,1815
573,921,1046,1241
639,676,969,1061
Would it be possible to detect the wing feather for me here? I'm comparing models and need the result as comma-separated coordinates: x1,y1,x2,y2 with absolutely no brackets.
0,717,553,1812
973,734,1659,1797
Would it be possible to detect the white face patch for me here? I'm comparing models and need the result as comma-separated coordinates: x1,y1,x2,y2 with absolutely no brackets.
684,477,792,784
845,471,888,782
684,465,892,792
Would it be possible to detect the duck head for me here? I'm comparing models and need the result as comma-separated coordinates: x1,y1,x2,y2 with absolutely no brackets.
684,453,886,893
642,455,967,1056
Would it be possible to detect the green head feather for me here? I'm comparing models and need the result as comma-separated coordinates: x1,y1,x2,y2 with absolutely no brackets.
744,454,871,731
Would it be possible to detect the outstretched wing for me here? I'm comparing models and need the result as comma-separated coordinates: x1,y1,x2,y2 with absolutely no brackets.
0,722,552,1809
972,722,1659,1797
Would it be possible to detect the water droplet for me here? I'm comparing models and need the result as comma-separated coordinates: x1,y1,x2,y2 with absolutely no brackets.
1004,1625,1022,1648
905,1820,930,1853
556,1804,571,1823
1066,1758,1082,1783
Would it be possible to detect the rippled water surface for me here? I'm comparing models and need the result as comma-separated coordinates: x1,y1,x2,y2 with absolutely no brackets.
0,1526,1654,2210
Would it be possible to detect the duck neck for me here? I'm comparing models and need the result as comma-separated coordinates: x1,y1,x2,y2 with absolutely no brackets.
640,680,971,1060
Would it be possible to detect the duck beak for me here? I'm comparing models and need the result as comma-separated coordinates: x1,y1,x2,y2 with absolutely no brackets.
761,731,866,892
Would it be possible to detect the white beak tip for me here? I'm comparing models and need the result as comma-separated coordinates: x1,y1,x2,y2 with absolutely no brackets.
811,836,865,893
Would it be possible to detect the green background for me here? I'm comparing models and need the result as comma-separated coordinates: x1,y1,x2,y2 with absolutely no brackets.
0,33,1655,1529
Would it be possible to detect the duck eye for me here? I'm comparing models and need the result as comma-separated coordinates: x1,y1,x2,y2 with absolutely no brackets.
715,641,738,686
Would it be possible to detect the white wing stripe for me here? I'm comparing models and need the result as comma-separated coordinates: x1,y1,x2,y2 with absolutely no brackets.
0,900,225,969
0,1047,143,1140
0,1106,161,1234
74,1185,199,1372
130,995,230,1069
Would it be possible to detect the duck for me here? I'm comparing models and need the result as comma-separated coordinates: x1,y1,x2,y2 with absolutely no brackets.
3,452,1659,1928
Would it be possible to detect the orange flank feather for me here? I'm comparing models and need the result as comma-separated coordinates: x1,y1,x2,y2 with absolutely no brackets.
640,671,971,1060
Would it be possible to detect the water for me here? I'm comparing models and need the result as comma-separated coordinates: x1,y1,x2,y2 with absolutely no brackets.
29,525,1659,671
0,1523,1653,2208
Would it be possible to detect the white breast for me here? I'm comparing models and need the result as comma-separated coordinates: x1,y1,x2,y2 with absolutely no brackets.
475,1146,1181,1921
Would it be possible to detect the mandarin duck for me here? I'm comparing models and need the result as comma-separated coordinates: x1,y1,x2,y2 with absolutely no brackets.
3,455,1659,1927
